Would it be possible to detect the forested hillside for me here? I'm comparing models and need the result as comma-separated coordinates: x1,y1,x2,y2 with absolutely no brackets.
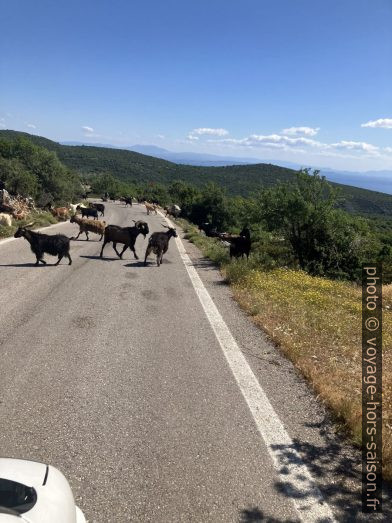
1,130,392,217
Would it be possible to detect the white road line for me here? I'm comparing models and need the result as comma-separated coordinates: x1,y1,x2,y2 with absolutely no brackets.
164,215,336,523
0,221,69,247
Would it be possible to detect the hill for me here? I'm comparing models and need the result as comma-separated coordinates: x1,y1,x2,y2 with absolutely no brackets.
1,129,392,216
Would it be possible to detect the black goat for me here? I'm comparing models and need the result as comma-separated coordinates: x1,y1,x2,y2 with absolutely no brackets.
14,224,72,265
144,225,177,267
229,227,251,259
100,221,149,259
77,206,98,220
120,196,133,206
91,202,105,216
198,222,222,238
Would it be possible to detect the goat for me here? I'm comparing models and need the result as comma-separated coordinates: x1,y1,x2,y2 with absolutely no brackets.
198,222,222,238
165,205,181,218
227,227,252,259
120,196,133,207
51,207,69,221
91,202,105,216
144,225,177,267
14,223,72,265
144,202,157,215
69,203,85,213
70,215,106,241
132,219,147,229
0,213,12,227
76,205,98,220
100,221,149,259
13,210,28,221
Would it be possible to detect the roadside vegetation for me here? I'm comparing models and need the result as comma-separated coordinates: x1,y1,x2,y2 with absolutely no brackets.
0,210,57,239
180,218,392,479
0,137,82,207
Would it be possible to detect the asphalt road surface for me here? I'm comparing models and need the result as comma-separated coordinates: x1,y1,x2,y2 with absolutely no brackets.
0,202,390,522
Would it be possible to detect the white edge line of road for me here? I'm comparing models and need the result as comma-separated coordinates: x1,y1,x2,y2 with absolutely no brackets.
0,221,70,247
162,213,336,523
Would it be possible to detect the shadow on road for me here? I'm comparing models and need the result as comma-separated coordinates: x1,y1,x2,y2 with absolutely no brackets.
239,507,298,522
124,261,146,268
79,255,118,261
71,238,102,242
189,257,220,272
270,426,392,522
0,262,58,267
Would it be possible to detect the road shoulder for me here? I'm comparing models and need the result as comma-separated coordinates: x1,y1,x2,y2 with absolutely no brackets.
175,225,391,522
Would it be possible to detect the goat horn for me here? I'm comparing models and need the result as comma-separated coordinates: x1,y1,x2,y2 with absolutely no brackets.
161,224,169,228
24,221,35,228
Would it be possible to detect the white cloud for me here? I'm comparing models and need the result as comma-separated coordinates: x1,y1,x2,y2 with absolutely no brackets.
192,127,229,137
329,140,379,154
156,134,165,139
27,123,36,129
210,131,391,161
282,126,320,137
82,126,94,133
187,133,199,141
361,118,392,129
213,133,322,150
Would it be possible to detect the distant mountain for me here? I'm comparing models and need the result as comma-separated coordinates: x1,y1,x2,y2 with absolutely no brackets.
60,141,262,166
316,168,392,195
60,141,392,193
3,130,392,217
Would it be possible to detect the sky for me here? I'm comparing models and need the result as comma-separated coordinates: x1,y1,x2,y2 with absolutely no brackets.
1,0,391,172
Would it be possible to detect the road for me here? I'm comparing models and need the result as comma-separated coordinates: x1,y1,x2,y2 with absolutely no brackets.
0,202,389,522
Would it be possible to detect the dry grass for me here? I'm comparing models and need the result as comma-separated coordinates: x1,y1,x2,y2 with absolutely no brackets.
224,267,392,478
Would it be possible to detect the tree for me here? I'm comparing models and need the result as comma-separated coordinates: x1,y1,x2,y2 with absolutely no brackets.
189,183,233,230
0,157,38,197
0,138,82,204
168,180,200,217
255,170,374,279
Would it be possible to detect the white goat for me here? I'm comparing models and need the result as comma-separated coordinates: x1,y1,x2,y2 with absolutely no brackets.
0,213,12,227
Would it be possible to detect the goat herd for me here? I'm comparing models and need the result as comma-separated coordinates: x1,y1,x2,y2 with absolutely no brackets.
12,201,178,268
11,199,252,268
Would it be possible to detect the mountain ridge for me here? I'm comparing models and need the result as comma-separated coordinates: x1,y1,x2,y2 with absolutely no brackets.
2,129,392,216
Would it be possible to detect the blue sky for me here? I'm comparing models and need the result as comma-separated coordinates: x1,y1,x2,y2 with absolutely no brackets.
1,0,391,171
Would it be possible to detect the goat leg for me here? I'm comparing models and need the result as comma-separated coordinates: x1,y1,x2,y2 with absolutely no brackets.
113,243,123,258
118,244,128,259
144,245,152,265
100,241,107,258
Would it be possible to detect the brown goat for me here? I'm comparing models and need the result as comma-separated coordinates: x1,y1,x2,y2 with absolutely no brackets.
51,207,69,221
70,215,106,241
